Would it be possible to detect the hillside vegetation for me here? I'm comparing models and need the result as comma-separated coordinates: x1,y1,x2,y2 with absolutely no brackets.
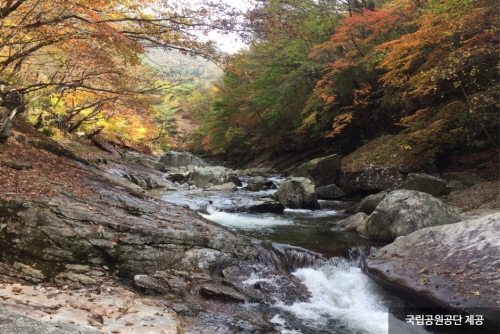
187,0,498,174
0,0,497,175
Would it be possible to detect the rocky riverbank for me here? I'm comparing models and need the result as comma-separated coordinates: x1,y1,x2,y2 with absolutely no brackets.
1,118,498,333
0,120,312,333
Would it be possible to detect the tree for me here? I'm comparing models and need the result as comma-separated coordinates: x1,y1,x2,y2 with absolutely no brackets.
0,0,246,146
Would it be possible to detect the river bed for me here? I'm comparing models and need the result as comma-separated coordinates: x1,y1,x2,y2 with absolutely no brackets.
151,178,429,334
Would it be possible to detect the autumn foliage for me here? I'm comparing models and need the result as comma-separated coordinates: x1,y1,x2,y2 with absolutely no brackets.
191,0,498,166
0,0,239,150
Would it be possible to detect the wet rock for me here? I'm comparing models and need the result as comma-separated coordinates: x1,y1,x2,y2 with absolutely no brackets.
359,190,461,240
189,166,239,188
316,184,345,200
122,151,165,171
332,212,368,232
247,198,285,214
346,191,387,215
0,181,259,281
237,167,276,176
221,263,311,305
365,212,500,332
200,283,247,303
245,176,276,191
160,151,207,167
292,154,341,187
167,169,190,183
225,174,243,187
125,172,162,189
336,166,404,195
206,197,285,214
401,172,447,197
206,182,238,192
276,177,320,210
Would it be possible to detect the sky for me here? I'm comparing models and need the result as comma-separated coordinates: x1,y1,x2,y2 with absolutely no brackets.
195,0,253,53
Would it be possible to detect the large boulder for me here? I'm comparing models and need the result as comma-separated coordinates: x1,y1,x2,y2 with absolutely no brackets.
0,107,12,143
122,152,165,172
292,154,341,187
245,176,276,191
189,166,240,188
160,151,207,168
346,191,387,215
331,212,368,232
336,166,404,195
316,184,345,200
359,190,461,240
365,213,500,332
401,172,447,196
275,177,320,210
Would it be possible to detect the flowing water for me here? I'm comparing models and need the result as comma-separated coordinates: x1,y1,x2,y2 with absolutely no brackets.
151,177,429,334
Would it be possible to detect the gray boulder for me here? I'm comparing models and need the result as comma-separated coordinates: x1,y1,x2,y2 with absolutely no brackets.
189,166,240,188
336,166,404,195
0,107,12,143
359,190,461,240
346,191,387,215
365,213,500,332
316,184,345,200
292,154,341,187
245,176,276,191
160,151,206,168
275,177,320,210
332,212,368,232
401,172,447,196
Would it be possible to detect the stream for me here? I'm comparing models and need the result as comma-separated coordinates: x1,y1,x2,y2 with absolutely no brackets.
150,176,429,334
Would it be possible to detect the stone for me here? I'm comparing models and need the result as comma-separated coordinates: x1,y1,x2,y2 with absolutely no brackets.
316,184,345,200
292,154,341,187
206,182,238,191
401,172,447,196
346,191,387,215
365,213,500,332
247,198,285,214
225,174,243,187
245,176,276,191
160,151,207,167
0,306,100,334
332,212,368,232
275,177,320,210
200,283,246,303
189,166,238,188
122,152,166,171
360,190,462,240
336,166,404,195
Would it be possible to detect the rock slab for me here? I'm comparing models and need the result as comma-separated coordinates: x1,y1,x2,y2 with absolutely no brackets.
365,212,500,332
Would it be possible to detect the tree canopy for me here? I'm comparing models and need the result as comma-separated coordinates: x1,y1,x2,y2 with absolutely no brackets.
189,0,499,166
0,0,242,149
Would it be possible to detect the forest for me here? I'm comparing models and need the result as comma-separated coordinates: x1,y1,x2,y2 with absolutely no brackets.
0,0,498,165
